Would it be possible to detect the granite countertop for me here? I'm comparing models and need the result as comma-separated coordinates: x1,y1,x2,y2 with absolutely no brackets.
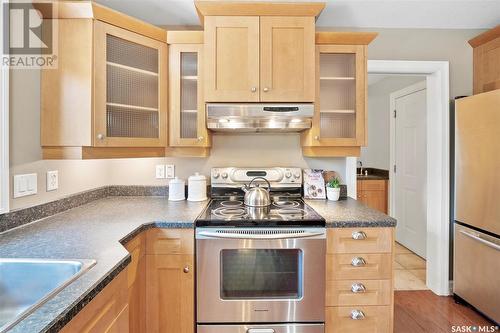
307,198,397,228
0,195,395,332
0,197,208,333
356,167,390,180
357,174,389,180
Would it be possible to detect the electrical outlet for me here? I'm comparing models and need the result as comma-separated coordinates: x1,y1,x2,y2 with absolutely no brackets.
46,170,59,191
166,164,175,178
155,165,166,179
13,174,37,198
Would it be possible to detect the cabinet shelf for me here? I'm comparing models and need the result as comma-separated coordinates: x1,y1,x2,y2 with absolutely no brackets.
181,109,198,113
181,75,198,80
320,76,355,81
320,109,355,114
107,61,158,77
107,102,158,112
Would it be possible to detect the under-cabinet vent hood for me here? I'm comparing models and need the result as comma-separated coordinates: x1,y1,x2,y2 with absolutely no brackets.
206,103,314,132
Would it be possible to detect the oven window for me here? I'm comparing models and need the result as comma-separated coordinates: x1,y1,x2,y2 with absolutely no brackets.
220,249,302,299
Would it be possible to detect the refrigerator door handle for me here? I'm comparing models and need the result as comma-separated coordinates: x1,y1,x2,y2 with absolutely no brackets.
459,230,500,252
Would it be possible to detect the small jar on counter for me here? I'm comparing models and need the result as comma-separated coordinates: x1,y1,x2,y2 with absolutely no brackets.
187,173,208,202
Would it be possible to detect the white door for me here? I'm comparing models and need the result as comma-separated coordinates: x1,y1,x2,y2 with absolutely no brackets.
393,82,427,258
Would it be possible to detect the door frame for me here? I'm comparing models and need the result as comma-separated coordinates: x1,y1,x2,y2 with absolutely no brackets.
0,0,9,215
358,60,450,296
389,81,427,256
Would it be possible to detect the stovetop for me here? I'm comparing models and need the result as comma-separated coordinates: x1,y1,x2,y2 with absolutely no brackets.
195,197,326,227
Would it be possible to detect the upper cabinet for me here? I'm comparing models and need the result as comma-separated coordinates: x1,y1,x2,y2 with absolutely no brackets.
469,25,500,94
40,2,168,159
301,32,377,157
167,31,211,157
199,1,323,102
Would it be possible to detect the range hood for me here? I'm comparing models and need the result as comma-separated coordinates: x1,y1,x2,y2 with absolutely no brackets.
206,103,314,132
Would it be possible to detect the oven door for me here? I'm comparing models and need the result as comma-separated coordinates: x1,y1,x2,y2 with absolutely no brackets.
196,228,326,323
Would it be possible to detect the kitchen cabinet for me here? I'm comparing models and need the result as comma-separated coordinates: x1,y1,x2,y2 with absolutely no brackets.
40,3,168,159
124,234,146,333
302,32,377,157
167,32,210,157
357,179,388,214
469,25,500,94
61,270,129,333
145,229,195,333
201,2,321,102
325,227,394,333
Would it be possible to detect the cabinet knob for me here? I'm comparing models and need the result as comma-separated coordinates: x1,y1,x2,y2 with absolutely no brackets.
251,87,257,92
97,133,104,140
352,231,367,240
197,136,204,142
263,87,269,92
351,257,366,267
314,135,320,141
351,283,367,293
350,309,365,320
183,266,190,273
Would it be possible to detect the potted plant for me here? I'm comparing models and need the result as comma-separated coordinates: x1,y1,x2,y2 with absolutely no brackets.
326,177,341,201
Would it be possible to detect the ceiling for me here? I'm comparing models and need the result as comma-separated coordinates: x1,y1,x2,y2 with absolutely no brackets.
95,0,500,29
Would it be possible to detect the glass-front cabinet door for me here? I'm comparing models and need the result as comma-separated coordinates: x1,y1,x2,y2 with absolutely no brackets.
307,44,366,147
94,21,167,147
169,44,209,147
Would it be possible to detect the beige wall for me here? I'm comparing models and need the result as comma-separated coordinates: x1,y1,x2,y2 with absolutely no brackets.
361,76,425,170
8,28,483,210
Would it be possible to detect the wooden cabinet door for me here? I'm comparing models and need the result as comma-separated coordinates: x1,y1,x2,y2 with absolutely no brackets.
303,45,366,147
357,180,388,213
204,16,260,102
125,235,146,333
473,36,500,94
169,44,210,147
260,16,315,102
146,255,194,333
94,21,167,147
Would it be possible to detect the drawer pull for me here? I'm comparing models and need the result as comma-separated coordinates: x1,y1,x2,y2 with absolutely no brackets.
352,231,367,240
351,283,366,293
350,309,365,320
351,257,366,267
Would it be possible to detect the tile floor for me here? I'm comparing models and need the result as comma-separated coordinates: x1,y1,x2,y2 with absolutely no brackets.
394,242,428,291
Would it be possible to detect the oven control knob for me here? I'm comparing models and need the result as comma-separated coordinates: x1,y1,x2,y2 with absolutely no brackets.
221,172,228,179
285,171,292,178
293,172,300,179
213,172,220,179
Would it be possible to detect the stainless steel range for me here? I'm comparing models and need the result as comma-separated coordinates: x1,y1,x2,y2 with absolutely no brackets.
196,167,325,333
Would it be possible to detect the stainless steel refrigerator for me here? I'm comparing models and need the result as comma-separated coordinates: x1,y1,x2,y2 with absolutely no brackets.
454,89,500,324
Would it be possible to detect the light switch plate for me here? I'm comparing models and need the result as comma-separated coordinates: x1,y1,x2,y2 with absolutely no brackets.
166,164,175,178
155,165,166,179
13,173,37,198
46,170,59,191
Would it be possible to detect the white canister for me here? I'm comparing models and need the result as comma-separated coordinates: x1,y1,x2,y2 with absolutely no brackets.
168,177,185,201
187,173,207,202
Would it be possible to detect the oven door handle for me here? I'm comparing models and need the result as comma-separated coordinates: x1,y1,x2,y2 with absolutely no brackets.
247,329,275,333
197,230,325,239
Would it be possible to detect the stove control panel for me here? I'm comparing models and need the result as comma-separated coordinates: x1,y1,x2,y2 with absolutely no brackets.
211,167,302,187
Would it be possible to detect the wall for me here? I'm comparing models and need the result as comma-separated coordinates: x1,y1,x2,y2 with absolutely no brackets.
360,76,425,169
8,27,483,210
9,68,346,210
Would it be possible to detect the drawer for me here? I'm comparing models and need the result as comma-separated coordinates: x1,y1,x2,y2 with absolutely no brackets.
326,306,392,333
146,229,194,255
327,228,393,254
326,254,392,280
359,180,387,191
326,279,391,306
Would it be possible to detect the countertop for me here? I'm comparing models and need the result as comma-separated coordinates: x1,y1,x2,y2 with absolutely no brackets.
0,195,395,332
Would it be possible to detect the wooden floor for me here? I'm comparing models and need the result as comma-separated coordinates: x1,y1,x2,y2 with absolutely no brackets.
395,291,497,332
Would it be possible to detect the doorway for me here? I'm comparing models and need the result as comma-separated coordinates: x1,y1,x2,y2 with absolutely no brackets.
347,60,450,296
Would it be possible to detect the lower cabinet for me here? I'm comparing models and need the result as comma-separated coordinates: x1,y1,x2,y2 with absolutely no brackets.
124,234,146,333
325,228,394,333
61,269,129,333
357,179,388,214
145,254,195,333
